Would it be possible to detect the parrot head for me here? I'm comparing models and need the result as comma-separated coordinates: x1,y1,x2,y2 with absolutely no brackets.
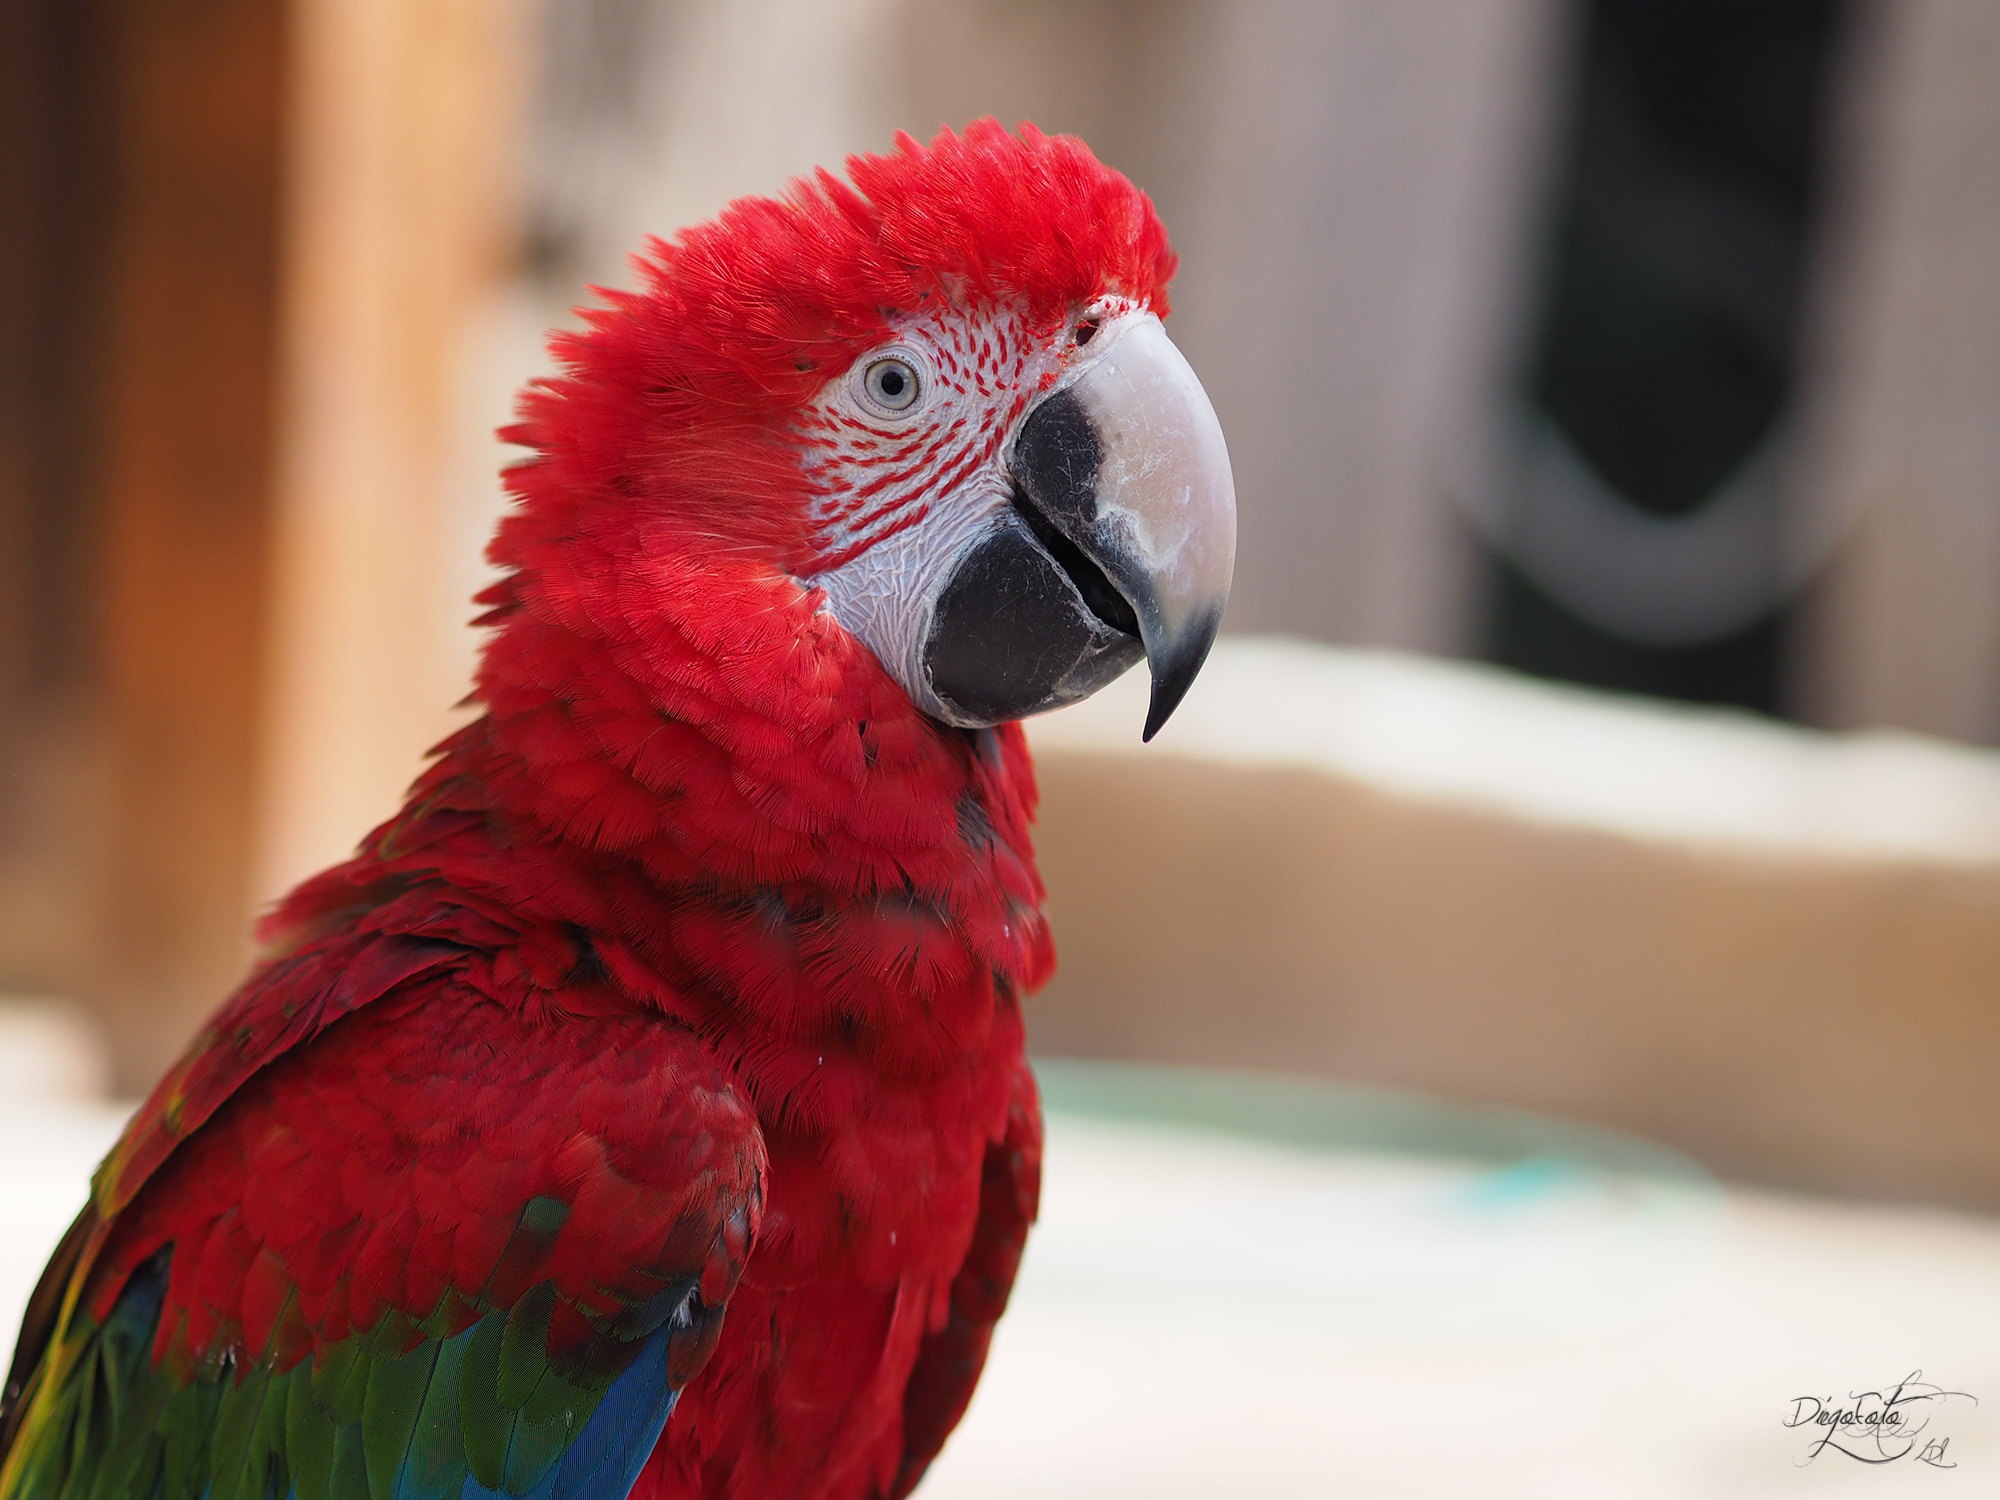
499,120,1234,741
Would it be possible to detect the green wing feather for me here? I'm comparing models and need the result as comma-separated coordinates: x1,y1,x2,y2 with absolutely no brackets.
5,1244,713,1500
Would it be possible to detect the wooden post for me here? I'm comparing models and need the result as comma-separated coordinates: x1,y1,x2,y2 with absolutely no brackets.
254,0,530,911
89,0,290,1085
0,0,118,1009
0,0,528,1090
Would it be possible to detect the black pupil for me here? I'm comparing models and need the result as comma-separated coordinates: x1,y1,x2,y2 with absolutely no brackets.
878,367,906,398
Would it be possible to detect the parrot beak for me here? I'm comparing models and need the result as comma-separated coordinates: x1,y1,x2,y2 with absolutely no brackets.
922,314,1236,738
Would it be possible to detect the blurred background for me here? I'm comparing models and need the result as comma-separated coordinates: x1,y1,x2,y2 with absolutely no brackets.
3,1,2000,1490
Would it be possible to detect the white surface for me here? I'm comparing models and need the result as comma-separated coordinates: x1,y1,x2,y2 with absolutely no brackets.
926,1110,2000,1499
2,1096,1994,1496
1026,636,2000,865
0,1001,112,1104
0,1100,129,1345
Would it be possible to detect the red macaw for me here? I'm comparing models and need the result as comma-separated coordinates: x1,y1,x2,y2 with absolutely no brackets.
0,120,1234,1500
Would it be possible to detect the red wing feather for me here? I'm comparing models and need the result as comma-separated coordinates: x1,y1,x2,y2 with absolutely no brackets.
888,1057,1041,1499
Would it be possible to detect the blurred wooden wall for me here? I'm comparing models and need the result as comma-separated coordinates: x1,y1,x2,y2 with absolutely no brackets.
0,0,526,1089
0,0,286,1085
0,2,118,1029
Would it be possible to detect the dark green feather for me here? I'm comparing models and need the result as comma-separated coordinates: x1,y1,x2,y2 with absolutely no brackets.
4,1256,673,1500
361,1340,436,1500
455,1314,509,1491
400,1328,474,1500
494,1285,554,1413
325,1421,370,1500
284,1360,336,1500
310,1339,370,1430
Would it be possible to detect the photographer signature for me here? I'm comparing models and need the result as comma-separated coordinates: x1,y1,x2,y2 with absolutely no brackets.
1784,1372,1977,1466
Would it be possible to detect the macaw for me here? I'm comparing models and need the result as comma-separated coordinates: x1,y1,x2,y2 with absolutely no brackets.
0,120,1234,1500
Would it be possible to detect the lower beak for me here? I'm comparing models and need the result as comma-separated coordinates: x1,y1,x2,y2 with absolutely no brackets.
922,314,1237,739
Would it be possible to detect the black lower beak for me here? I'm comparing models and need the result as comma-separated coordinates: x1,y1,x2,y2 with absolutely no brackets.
922,511,1144,727
918,314,1235,735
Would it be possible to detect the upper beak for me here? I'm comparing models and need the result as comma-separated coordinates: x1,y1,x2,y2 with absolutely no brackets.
1010,315,1237,739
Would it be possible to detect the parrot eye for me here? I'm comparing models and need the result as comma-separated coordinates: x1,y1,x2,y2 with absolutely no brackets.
862,357,921,413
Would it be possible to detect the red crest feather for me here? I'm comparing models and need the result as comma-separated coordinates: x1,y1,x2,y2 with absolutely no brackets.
493,120,1176,576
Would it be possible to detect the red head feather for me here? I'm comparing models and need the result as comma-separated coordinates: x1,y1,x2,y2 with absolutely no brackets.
491,120,1176,576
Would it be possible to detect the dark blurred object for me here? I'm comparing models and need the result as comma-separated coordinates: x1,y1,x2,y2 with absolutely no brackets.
0,0,284,1079
1484,0,1850,715
0,3,114,718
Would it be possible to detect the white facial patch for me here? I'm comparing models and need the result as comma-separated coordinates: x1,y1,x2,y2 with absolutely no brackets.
799,295,1142,717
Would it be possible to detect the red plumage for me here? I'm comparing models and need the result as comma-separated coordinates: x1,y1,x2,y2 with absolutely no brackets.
13,120,1179,1500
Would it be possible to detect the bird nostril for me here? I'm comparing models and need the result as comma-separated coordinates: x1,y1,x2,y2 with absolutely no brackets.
1073,319,1100,347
